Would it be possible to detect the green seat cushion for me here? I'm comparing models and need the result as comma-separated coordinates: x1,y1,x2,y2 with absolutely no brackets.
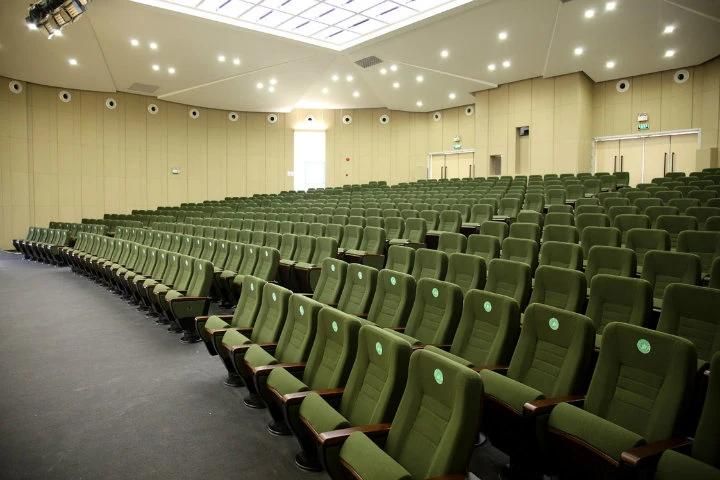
204,315,231,331
548,402,645,461
655,450,720,480
299,391,351,433
267,366,309,395
480,369,544,413
221,329,252,348
424,346,474,368
244,344,278,368
339,431,412,480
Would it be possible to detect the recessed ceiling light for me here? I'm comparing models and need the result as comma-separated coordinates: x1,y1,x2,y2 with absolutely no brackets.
663,24,675,34
232,57,241,65
217,54,226,62
584,8,595,18
168,67,176,74
605,1,616,12
574,46,584,56
389,64,398,72
440,49,449,58
269,78,277,85
393,81,400,89
502,60,511,68
27,23,38,30
130,38,139,47
268,86,275,93
664,49,675,58
416,100,423,107
379,68,387,75
605,60,616,69
346,74,353,82
151,64,159,71
352,90,360,98
448,92,456,100
498,31,508,40
487,63,496,71
416,75,424,83
322,87,329,94
331,74,339,82
256,82,264,89
149,41,158,50
68,58,78,66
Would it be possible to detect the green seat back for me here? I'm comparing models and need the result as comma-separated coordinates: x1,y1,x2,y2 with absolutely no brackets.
677,231,720,275
529,265,587,313
586,246,636,284
252,247,280,281
692,352,720,467
385,245,415,275
541,225,578,244
485,258,532,311
367,270,416,329
467,234,500,261
539,241,583,270
445,253,486,294
275,295,324,363
586,274,652,338
479,221,508,243
411,248,448,281
293,235,315,262
337,264,377,316
641,251,701,303
501,237,539,274
312,258,348,305
437,232,467,255
508,222,540,242
237,244,259,275
625,228,671,267
404,278,463,345
303,308,361,390
279,233,297,259
250,283,292,344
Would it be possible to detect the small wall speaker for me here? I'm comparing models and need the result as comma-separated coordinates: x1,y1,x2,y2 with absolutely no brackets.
148,104,159,114
616,79,630,93
342,114,352,125
105,97,118,110
189,108,200,119
674,69,690,84
58,90,72,103
379,114,390,124
228,112,239,122
464,105,474,116
432,112,442,122
8,80,23,94
267,113,278,124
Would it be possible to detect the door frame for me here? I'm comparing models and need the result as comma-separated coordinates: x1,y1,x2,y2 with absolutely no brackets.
592,128,701,175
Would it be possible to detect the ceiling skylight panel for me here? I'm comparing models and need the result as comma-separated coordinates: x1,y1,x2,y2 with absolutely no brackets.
263,0,318,15
241,5,272,20
217,0,255,16
279,17,327,35
363,1,414,21
336,14,385,32
325,0,385,13
171,0,202,7
256,9,293,25
303,4,355,24
403,0,449,12
323,28,360,43
198,0,231,12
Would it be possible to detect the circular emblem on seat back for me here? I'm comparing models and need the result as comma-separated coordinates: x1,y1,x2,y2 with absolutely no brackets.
265,250,269,257
250,283,255,292
376,342,383,355
432,288,439,298
549,318,559,331
390,276,397,286
272,292,277,301
331,264,336,272
332,321,338,332
637,339,651,354
434,369,444,385
299,305,304,316
358,271,363,280
484,301,492,312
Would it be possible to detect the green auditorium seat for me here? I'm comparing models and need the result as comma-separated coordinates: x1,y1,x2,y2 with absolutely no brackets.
686,207,720,231
365,270,416,328
437,232,467,254
585,246,637,287
165,259,214,341
677,231,720,279
613,214,651,245
668,198,700,214
546,188,566,206
585,274,652,348
338,225,362,255
645,206,679,227
656,284,720,370
278,233,297,260
335,263,377,316
602,197,629,211
539,241,583,271
711,257,720,290
384,245,415,275
410,248,448,281
264,232,281,250
509,222,541,243
656,214,700,249
345,226,386,269
541,225,579,244
625,228,671,273
419,210,439,230
545,212,574,227
445,252,486,293
523,193,545,212
501,238,539,275
291,325,412,473
479,220,509,243
384,217,404,240
581,227,622,263
310,258,348,307
517,210,544,226
293,237,339,291
654,352,720,480
641,251,702,309
529,265,587,312
387,278,463,348
634,197,663,212
479,303,594,476
494,198,521,222
467,234,500,261
576,213,611,234
465,204,494,226
257,307,361,435
388,217,426,249
485,258,532,311
547,204,574,214
546,323,696,479
328,348,482,480
223,244,259,305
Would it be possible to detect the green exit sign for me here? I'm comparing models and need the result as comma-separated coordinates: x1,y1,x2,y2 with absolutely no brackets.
638,123,649,130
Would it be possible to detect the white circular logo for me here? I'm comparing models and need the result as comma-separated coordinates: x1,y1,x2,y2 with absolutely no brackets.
390,276,397,286
358,271,363,280
272,292,277,301
483,301,492,312
250,283,255,292
331,321,338,332
434,369,444,384
637,339,651,354
299,305,304,316
331,264,336,272
432,288,439,298
549,318,559,331
375,342,383,355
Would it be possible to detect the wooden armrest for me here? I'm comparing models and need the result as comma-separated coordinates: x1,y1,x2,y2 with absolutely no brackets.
252,362,306,377
283,388,345,406
170,296,210,302
197,315,233,322
221,327,254,342
523,394,585,417
621,438,693,468
298,293,314,297
474,364,508,374
255,342,278,353
319,423,391,447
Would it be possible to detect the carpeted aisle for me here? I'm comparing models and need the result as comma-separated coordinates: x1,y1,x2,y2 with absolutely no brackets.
0,251,321,480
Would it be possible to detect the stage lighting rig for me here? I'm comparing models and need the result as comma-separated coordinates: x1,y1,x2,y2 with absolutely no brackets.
25,0,91,38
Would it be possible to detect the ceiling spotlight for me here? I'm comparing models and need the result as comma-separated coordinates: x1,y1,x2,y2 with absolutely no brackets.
352,90,360,98
268,86,275,93
331,74,339,81
487,63,496,71
68,57,78,66
502,60,511,68
168,67,176,74
389,64,398,72
440,49,449,58
151,64,159,71
574,46,584,56
584,8,595,18
392,81,400,89
605,1,616,11
380,68,387,75
664,49,675,58
346,74,353,82
256,82,264,89
416,75,424,83
130,38,139,47
322,87,329,94
448,92,456,100
498,31,508,40
217,54,226,62
663,24,675,34
269,78,277,85
149,41,158,50
605,60,616,69
232,57,241,65
416,100,423,107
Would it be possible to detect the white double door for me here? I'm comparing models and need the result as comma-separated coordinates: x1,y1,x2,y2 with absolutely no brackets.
595,132,699,186
430,154,475,179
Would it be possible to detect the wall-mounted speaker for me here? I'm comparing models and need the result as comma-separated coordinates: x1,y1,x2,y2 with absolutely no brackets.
305,115,315,123
8,80,23,94
267,113,278,124
616,79,630,93
342,114,352,125
464,105,474,116
105,97,117,110
674,69,690,84
148,104,159,114
189,108,200,119
432,112,442,122
379,114,390,124
228,112,239,122
58,90,72,103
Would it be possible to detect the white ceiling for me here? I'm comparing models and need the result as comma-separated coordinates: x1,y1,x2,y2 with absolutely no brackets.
0,0,718,113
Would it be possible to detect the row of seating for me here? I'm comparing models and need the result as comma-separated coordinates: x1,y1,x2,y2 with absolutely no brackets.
13,227,70,264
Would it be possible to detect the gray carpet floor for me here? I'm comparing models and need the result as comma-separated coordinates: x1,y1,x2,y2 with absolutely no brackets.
0,251,508,480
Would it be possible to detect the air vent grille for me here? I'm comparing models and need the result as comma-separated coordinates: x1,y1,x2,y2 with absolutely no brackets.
355,56,383,68
127,82,159,94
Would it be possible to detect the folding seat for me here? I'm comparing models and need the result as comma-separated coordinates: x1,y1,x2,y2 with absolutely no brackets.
293,237,339,292
686,206,720,231
541,224,579,244
202,226,217,239
419,210,439,230
308,222,325,237
388,217,426,249
600,174,618,192
187,236,203,258
580,226,621,262
688,190,716,205
576,213,611,235
264,220,279,233
383,217,404,241
410,248,448,281
310,258,348,306
279,221,294,234
293,222,310,235
644,250,697,309
546,189,566,206
384,245,414,275
583,178,601,196
255,308,362,435
493,198,521,222
290,325,413,472
575,197,599,207
432,203,450,212
711,257,720,290
164,259,214,340
427,209,461,235
479,303,594,475
200,238,216,262
624,228,671,273
466,234,500,261
289,213,303,223
545,212,574,227
219,244,258,306
539,241,583,271
436,232,467,255
465,204,494,227
529,265,587,313
625,190,650,203
566,184,585,202
445,252,486,293
400,208,419,219
602,198,631,213
653,351,720,479
349,207,365,217
613,214,651,245
338,225,362,254
485,258,532,311
646,205,680,227
633,197,663,212
516,210,544,226
501,237,539,275
278,233,296,260
585,274,652,347
710,198,720,209
241,219,254,231
261,231,280,250
323,224,343,246
656,215,699,248
585,246,636,287
508,222,540,243
546,323,696,479
363,270,416,329
347,216,366,228
335,263,377,316
315,214,331,225
477,198,499,213
708,216,720,232
677,231,720,279
668,197,700,213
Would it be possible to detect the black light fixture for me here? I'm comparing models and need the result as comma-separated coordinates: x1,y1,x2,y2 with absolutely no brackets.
25,0,91,38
